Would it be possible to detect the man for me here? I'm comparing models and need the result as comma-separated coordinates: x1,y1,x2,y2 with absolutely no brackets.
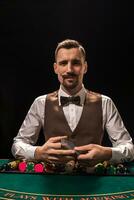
12,39,134,168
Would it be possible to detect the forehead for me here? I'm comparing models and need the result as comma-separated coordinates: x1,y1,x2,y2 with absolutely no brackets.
56,48,83,61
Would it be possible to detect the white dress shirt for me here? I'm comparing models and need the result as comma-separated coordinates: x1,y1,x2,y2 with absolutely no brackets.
11,86,134,163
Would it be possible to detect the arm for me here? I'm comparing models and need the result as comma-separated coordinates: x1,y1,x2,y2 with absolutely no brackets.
104,96,134,163
75,144,112,166
12,95,75,162
11,96,45,160
75,96,134,165
34,136,75,162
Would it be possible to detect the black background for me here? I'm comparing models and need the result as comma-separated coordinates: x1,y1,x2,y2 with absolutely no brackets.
0,1,134,158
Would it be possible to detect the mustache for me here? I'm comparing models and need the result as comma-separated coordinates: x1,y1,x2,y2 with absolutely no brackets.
62,72,77,78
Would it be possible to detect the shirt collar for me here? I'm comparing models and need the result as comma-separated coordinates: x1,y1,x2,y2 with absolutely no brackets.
58,85,87,106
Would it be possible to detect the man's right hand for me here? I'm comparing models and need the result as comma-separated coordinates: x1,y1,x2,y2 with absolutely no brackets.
34,136,75,163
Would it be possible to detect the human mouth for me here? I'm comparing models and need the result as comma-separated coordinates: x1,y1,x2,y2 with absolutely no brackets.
62,74,77,79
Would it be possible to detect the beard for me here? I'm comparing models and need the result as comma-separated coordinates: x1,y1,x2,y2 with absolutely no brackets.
62,78,79,90
61,73,79,90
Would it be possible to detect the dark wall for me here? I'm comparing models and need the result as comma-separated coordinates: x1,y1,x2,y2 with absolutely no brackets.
0,1,134,158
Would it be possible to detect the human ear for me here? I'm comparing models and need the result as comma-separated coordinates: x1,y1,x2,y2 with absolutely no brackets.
84,61,88,74
53,63,58,74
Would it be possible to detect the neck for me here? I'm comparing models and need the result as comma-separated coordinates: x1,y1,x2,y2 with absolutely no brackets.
61,84,82,95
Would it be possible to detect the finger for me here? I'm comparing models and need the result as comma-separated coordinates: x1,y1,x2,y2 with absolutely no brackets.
49,136,67,143
49,142,61,149
78,160,96,167
48,149,75,155
77,153,91,160
58,156,75,163
61,139,75,150
47,156,75,163
47,156,60,161
74,144,93,151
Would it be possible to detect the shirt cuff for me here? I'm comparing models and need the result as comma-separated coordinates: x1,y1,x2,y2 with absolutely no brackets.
24,146,37,160
109,147,124,163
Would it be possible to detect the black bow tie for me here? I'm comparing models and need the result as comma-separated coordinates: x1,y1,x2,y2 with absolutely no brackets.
60,96,81,106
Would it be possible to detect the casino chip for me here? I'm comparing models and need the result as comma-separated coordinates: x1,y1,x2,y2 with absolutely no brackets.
125,162,134,175
18,161,27,172
0,164,10,171
106,165,116,175
8,160,20,170
65,160,75,173
116,164,125,174
34,163,44,173
26,162,34,172
95,163,106,175
86,166,95,174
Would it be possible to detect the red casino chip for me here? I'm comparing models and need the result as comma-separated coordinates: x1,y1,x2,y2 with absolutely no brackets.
34,163,44,173
18,161,27,172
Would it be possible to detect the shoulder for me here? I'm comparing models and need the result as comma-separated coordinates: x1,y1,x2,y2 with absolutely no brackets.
101,94,115,106
33,94,47,104
101,94,118,112
86,90,115,107
27,95,47,113
87,91,111,100
86,90,112,103
35,94,47,101
33,91,58,105
86,90,101,101
101,94,112,102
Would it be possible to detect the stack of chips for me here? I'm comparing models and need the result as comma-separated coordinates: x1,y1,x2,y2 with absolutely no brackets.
125,162,134,175
18,161,27,172
0,160,20,172
65,160,75,173
106,164,117,175
18,161,44,173
0,158,133,175
95,163,106,175
0,163,10,172
26,162,34,173
34,163,44,173
94,162,130,176
8,160,20,170
116,164,128,175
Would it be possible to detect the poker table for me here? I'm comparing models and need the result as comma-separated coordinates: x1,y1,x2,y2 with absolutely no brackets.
0,160,134,200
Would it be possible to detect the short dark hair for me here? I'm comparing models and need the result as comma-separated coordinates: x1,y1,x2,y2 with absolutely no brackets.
55,39,86,61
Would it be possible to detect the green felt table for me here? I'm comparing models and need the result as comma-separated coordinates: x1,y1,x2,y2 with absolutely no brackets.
0,160,134,200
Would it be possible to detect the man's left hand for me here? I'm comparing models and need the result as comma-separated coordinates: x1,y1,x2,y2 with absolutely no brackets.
74,144,112,166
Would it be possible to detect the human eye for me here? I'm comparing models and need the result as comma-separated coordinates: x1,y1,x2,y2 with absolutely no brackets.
72,59,81,65
59,60,67,66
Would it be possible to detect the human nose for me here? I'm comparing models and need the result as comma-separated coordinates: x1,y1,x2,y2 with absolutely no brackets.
67,62,73,72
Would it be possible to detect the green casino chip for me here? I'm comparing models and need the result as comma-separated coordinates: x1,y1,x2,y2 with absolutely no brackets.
106,165,116,175
26,162,34,172
1,164,10,171
95,163,106,175
125,162,134,175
